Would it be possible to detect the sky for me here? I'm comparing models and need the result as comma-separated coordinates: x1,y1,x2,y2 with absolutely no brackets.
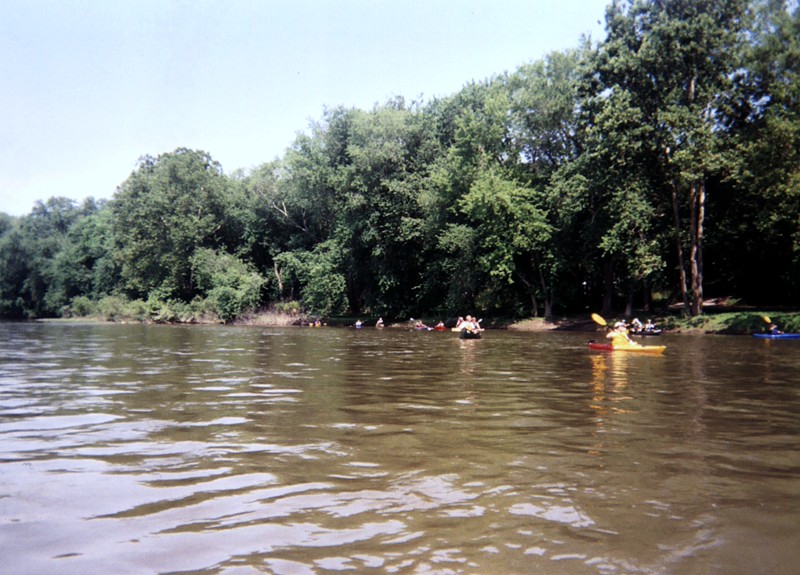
0,0,609,216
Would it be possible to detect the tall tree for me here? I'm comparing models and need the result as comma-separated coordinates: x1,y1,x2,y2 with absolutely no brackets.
111,149,229,300
15,198,85,316
506,48,588,183
590,0,749,315
425,81,515,313
505,47,594,315
721,0,800,302
336,100,435,316
47,199,118,308
459,168,554,316
0,220,28,317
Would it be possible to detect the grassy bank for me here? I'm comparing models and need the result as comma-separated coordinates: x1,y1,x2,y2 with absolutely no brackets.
656,310,800,334
507,310,800,335
40,297,800,335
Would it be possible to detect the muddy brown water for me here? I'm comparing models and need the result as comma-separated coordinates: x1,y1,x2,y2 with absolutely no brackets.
1,322,798,574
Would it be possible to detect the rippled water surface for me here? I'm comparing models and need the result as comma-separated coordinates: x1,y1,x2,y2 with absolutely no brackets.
1,322,799,574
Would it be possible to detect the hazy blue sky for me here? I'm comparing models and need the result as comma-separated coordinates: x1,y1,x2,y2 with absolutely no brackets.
1,0,609,216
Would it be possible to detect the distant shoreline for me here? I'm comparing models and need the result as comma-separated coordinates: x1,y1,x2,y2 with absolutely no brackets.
28,308,798,336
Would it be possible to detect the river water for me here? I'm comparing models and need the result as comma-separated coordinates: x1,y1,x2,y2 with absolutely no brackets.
1,322,798,575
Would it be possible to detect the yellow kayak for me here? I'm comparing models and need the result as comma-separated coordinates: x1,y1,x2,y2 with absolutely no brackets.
589,342,666,354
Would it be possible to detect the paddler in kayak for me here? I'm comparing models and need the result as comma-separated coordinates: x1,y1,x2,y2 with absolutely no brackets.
460,315,483,335
414,319,432,330
606,321,639,348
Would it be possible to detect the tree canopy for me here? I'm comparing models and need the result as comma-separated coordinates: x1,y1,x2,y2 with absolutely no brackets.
2,0,799,322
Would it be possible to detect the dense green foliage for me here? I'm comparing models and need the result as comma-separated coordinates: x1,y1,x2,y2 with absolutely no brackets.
2,0,799,322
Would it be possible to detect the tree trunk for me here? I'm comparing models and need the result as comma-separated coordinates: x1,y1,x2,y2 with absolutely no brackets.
273,261,284,296
538,265,553,320
529,288,539,318
518,270,538,318
690,179,705,316
670,182,690,315
625,288,634,318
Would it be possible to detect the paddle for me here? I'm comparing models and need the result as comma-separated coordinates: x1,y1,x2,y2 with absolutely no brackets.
591,313,608,327
763,315,771,324
591,313,634,344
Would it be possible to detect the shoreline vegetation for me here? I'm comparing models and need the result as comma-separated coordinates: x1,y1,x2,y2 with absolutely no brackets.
34,302,800,336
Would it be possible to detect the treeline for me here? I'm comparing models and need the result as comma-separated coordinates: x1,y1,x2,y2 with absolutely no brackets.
2,0,799,322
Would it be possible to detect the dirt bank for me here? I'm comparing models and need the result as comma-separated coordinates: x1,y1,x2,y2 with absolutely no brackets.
507,318,598,332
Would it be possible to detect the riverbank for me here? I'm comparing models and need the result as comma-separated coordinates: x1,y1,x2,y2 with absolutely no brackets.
31,308,800,335
236,309,799,335
507,309,800,335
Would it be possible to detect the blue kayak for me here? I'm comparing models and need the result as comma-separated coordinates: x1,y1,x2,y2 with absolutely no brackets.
753,333,800,339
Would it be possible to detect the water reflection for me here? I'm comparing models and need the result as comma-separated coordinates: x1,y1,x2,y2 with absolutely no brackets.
1,324,799,574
